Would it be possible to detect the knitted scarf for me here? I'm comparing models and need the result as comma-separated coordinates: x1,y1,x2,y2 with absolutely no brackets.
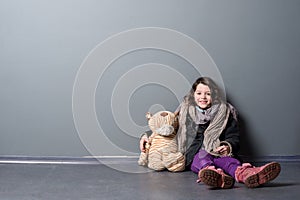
176,96,231,156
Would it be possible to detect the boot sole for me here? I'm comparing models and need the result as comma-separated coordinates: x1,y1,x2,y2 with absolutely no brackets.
244,162,281,188
199,169,235,189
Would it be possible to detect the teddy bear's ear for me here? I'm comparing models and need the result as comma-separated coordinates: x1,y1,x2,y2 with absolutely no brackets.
145,112,152,120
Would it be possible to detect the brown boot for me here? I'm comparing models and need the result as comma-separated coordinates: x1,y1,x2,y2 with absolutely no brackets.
235,162,281,188
198,166,235,189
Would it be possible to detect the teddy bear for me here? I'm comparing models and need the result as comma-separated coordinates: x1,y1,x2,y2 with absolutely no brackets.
138,111,185,172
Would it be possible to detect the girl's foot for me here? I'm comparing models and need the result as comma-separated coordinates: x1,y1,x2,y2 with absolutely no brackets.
235,162,281,188
198,166,235,189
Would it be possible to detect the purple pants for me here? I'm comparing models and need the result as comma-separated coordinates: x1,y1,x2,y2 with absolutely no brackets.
191,150,241,178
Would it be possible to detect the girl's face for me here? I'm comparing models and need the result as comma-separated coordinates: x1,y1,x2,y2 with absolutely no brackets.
194,83,212,109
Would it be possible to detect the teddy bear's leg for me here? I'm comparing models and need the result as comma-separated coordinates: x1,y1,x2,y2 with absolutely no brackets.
147,151,165,171
138,152,148,166
163,152,186,172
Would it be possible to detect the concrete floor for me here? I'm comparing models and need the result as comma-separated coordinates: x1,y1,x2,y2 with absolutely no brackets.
0,161,299,200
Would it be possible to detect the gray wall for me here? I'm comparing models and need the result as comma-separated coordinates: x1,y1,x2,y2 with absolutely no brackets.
0,0,299,157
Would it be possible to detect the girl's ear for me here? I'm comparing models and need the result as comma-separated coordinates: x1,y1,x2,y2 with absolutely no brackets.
145,112,152,120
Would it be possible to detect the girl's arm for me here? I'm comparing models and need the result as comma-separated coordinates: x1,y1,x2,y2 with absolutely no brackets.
139,130,152,152
220,112,240,155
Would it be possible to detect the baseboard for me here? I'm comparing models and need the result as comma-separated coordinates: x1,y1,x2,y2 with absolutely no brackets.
0,155,299,165
0,155,139,165
239,155,300,163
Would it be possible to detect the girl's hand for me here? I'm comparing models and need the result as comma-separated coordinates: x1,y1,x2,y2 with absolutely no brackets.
214,145,230,156
140,136,149,153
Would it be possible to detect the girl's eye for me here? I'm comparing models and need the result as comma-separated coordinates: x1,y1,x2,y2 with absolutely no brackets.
206,93,211,96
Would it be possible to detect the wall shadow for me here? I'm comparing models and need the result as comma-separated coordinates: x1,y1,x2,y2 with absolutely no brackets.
237,114,258,161
227,96,258,162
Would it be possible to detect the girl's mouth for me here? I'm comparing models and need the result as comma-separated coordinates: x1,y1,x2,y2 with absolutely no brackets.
199,101,207,104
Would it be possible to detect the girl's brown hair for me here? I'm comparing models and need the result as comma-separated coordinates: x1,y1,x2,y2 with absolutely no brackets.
188,77,224,105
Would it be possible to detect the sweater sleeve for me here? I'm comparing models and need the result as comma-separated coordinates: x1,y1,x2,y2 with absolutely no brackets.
220,112,240,155
140,130,152,139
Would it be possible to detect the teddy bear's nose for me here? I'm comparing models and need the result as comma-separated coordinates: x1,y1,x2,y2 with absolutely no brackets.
160,112,168,117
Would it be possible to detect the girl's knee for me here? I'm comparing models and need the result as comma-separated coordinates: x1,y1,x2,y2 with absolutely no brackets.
191,150,214,173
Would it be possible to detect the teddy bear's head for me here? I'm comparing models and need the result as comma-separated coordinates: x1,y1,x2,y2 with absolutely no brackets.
146,111,178,136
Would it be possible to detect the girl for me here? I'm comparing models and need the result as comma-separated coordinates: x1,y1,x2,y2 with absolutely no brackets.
140,77,281,189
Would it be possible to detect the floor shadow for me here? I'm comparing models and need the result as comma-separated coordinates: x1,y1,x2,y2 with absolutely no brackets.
261,182,300,188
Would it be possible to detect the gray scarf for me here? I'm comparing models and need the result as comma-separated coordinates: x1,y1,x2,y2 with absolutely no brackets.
176,97,231,156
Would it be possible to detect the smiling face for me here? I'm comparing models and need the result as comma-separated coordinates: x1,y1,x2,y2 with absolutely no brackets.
194,83,212,109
